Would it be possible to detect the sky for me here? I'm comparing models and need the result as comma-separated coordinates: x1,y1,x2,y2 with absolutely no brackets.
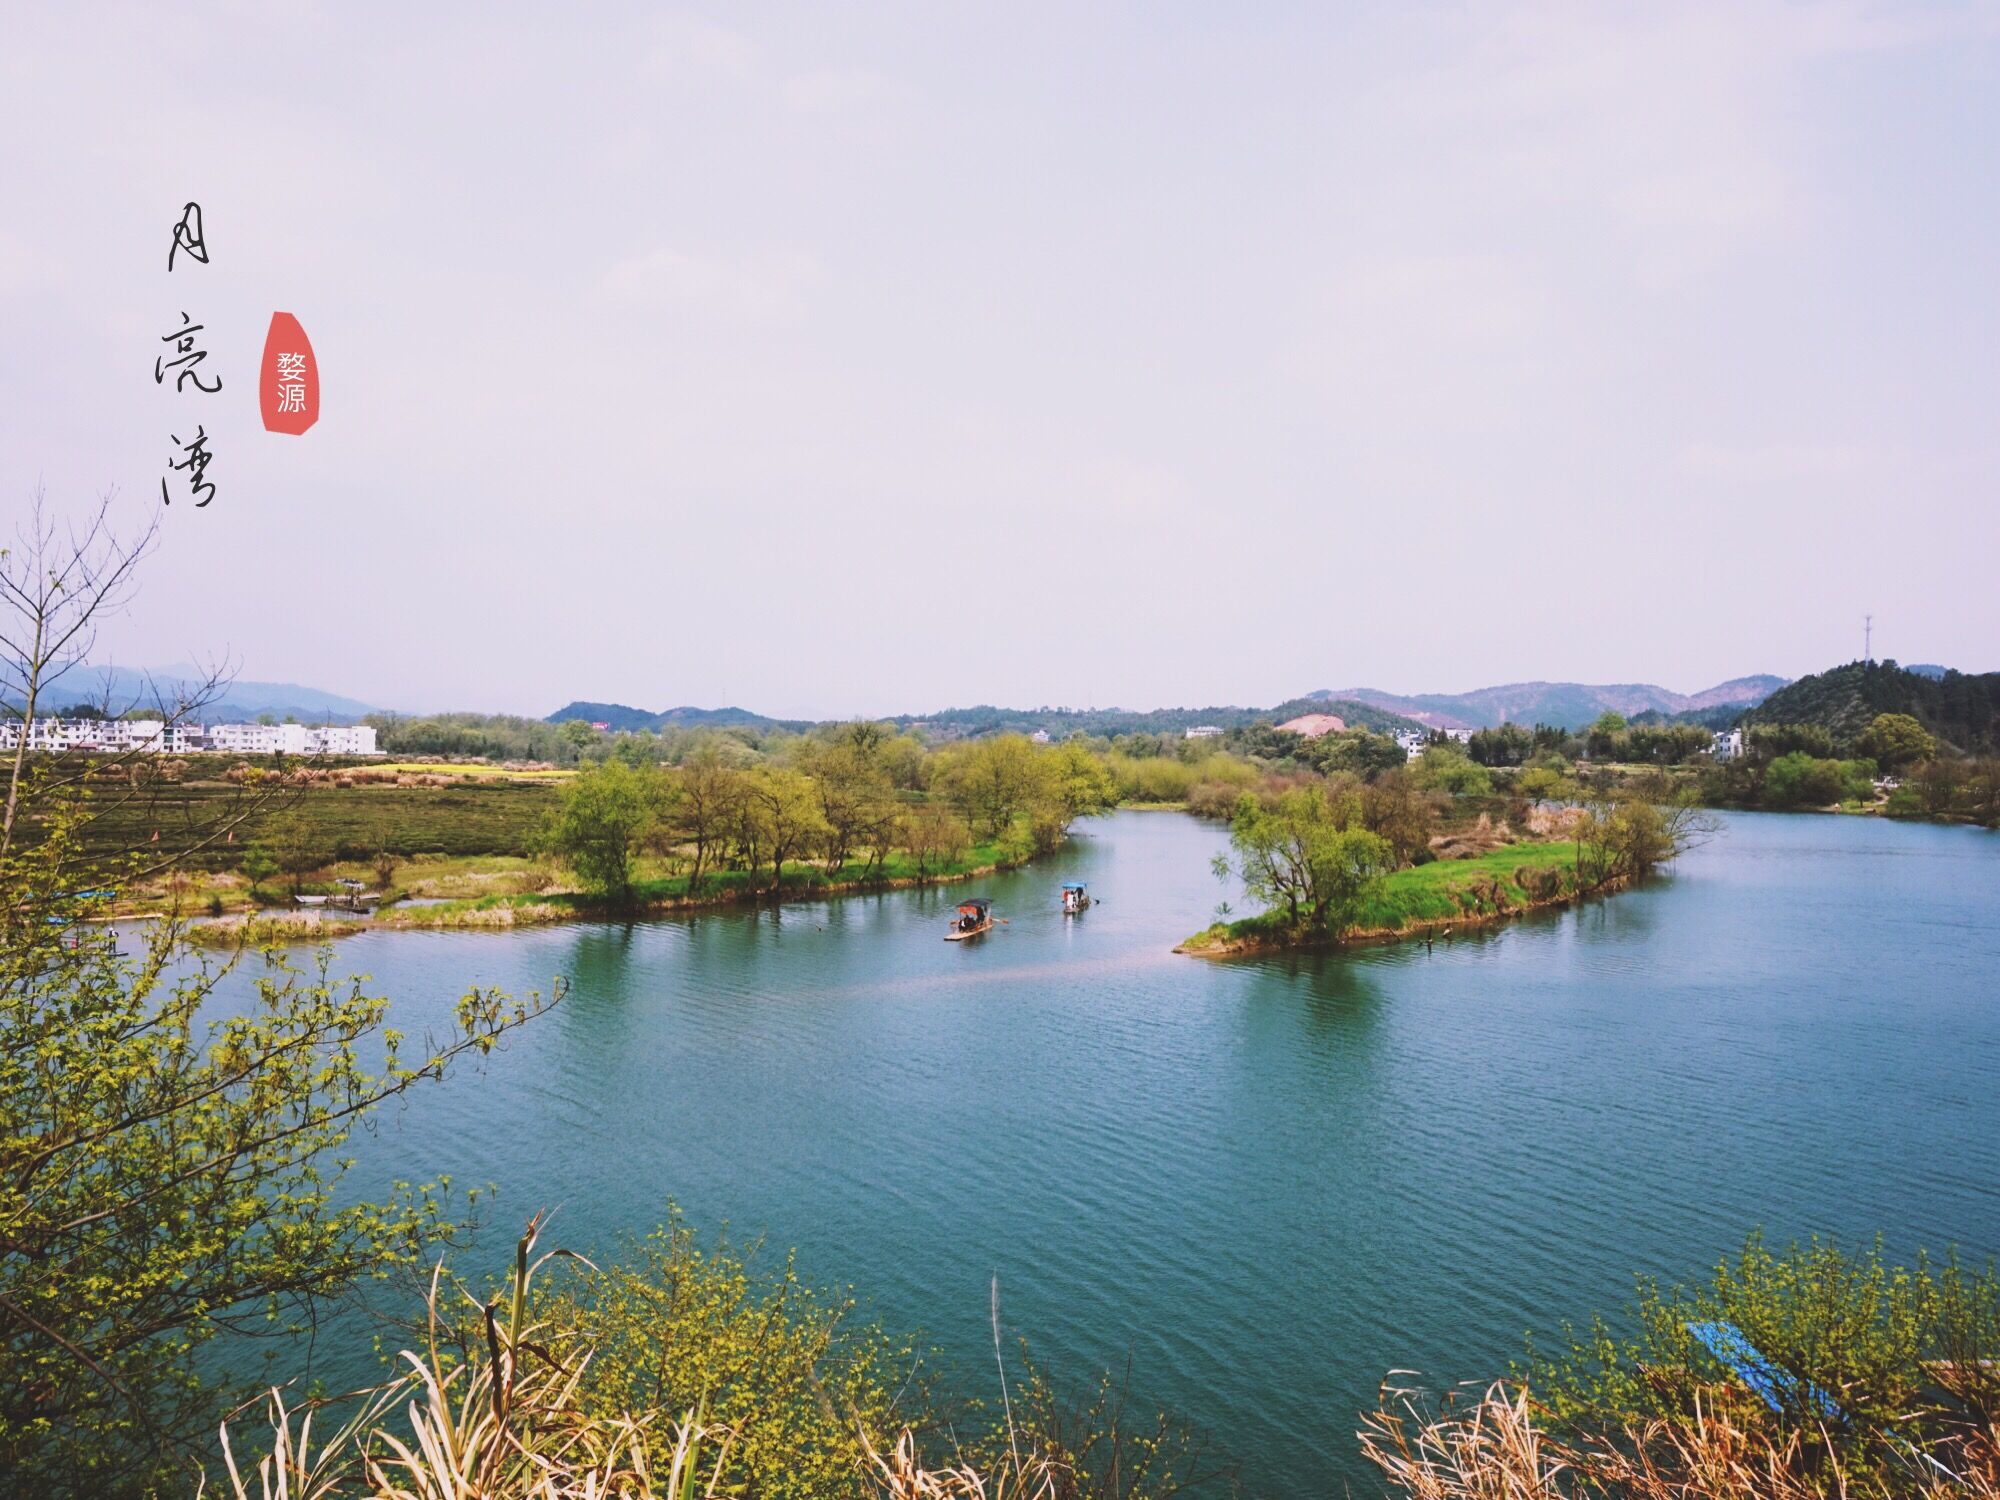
5,2,1997,718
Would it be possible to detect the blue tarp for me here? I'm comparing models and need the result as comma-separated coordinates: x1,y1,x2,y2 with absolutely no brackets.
1687,1321,1842,1421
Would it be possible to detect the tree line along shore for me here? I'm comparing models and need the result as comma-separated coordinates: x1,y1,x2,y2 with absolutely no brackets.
44,689,1990,948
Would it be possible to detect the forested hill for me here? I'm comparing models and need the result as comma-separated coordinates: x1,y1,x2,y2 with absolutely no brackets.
1315,675,1787,731
543,702,807,732
1740,661,2000,754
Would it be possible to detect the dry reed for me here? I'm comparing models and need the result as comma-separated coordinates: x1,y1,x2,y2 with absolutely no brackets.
210,1218,1069,1500
1360,1378,1999,1500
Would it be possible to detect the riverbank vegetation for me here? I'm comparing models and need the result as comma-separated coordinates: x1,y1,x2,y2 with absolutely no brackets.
1181,773,1711,955
1366,1236,2000,1498
48,664,1990,933
1702,716,1999,824
521,728,1116,910
39,727,1120,925
209,1213,1223,1500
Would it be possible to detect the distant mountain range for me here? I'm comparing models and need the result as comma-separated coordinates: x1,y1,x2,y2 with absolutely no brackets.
550,679,1806,739
1310,675,1791,732
25,665,378,725
20,666,1834,740
545,696,1431,740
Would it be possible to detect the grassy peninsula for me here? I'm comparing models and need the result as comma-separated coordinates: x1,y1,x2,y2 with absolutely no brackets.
1178,774,1705,958
1180,837,1605,955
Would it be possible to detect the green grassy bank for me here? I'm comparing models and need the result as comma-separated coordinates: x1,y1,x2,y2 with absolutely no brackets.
374,836,1027,931
1179,840,1601,956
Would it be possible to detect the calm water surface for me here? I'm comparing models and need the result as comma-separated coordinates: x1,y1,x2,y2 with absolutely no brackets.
226,810,1999,1495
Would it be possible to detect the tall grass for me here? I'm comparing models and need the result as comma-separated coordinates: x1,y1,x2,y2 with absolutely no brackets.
1360,1379,1999,1499
207,1219,1125,1500
214,1217,738,1500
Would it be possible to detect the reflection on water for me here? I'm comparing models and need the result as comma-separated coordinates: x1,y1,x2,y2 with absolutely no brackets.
200,810,2000,1496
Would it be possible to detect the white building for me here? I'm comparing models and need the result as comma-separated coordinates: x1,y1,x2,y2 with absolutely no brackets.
0,716,163,752
207,722,310,756
205,722,379,756
1184,725,1223,739
1029,729,1051,745
308,723,378,756
1710,728,1745,762
0,716,380,756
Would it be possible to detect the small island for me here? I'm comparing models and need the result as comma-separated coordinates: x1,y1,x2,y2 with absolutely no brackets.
1179,781,1707,958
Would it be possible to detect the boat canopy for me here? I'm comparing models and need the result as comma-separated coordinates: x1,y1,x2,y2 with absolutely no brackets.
958,898,991,915
1061,882,1087,891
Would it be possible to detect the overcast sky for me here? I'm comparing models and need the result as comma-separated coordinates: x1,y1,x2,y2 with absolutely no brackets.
6,3,1996,717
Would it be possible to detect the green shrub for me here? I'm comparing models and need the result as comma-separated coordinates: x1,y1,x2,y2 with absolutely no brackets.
1524,1234,2000,1481
523,1214,922,1500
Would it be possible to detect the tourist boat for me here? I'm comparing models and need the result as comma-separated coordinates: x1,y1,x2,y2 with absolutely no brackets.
1061,881,1090,914
945,898,994,941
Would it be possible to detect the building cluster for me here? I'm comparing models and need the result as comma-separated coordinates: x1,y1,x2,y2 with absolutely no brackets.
1183,725,1222,739
0,716,379,757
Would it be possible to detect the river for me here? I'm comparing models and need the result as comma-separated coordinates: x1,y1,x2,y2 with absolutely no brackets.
211,809,2000,1495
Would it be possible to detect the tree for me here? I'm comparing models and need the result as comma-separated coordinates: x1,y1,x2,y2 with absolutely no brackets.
0,493,553,1495
1408,745,1493,796
939,736,1041,838
898,802,971,876
1360,769,1438,866
1748,722,1835,760
1572,790,1715,886
1855,712,1936,773
1585,712,1628,760
742,768,828,893
264,808,326,895
1,813,552,1495
666,748,744,897
1318,730,1411,779
1029,742,1117,852
0,490,210,858
1763,751,1872,809
798,738,896,873
239,843,278,888
1216,786,1393,934
541,760,666,897
1516,764,1576,803
556,718,598,765
1467,723,1534,767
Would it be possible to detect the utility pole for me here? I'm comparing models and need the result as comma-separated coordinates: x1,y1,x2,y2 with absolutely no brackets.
1864,614,1873,664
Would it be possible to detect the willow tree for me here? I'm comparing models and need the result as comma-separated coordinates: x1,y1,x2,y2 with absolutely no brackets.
1214,786,1393,935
